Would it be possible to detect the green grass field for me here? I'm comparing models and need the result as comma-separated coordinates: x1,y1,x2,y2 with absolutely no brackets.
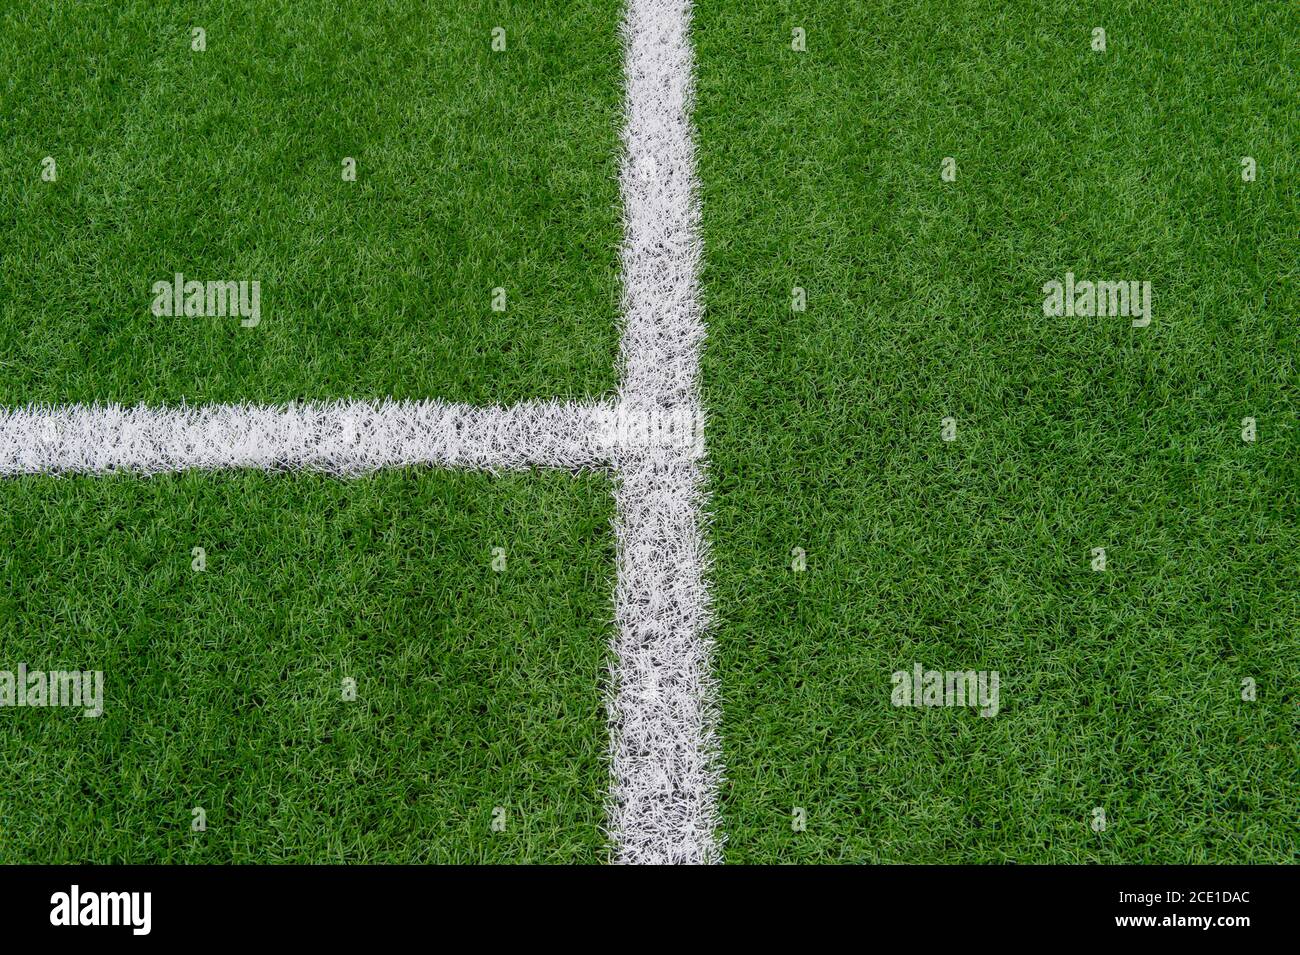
0,471,612,863
0,0,622,405
697,0,1296,862
0,0,620,863
0,0,1295,863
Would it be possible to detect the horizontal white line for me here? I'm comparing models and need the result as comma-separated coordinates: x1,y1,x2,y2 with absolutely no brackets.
0,400,614,477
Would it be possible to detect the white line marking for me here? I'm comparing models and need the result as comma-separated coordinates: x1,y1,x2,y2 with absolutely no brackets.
0,400,612,476
0,0,719,864
608,0,720,863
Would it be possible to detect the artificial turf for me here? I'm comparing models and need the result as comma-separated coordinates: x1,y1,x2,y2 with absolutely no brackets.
0,470,613,863
696,0,1296,862
0,0,622,863
1,0,1294,865
0,0,623,406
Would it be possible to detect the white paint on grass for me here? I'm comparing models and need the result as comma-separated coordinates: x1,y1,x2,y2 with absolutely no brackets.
607,0,720,864
0,400,611,476
0,0,718,864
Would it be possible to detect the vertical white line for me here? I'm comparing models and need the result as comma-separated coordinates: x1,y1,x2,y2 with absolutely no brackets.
608,0,721,863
